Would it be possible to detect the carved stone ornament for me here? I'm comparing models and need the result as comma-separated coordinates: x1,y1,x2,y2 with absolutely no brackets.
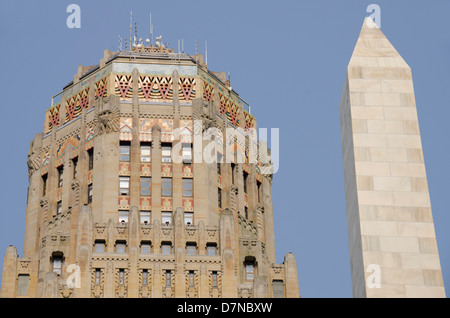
94,96,120,136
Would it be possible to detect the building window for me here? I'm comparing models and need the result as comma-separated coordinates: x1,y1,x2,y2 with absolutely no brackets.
212,271,218,287
140,143,151,162
186,243,196,256
141,211,151,225
161,144,172,163
218,188,222,208
182,143,192,163
17,274,30,296
245,206,248,219
72,157,78,179
51,253,63,276
120,142,130,162
182,178,193,197
141,177,151,196
95,269,101,285
257,181,262,203
116,241,126,254
119,210,129,223
184,212,193,226
162,212,172,225
165,270,172,287
217,152,223,174
189,271,195,287
119,269,125,285
95,240,105,253
231,163,235,185
88,183,93,204
161,242,172,255
42,174,48,196
57,165,64,188
56,201,62,215
207,243,217,256
162,178,172,197
141,241,151,255
244,261,255,281
119,176,130,195
142,269,148,285
243,171,248,193
88,148,94,170
273,280,284,298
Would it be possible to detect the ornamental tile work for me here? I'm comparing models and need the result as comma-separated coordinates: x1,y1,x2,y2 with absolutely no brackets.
65,88,89,124
161,197,173,211
46,104,60,133
138,75,173,102
140,163,151,176
119,118,133,141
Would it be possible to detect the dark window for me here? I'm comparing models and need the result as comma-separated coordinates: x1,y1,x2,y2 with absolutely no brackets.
57,201,62,214
119,269,125,284
140,143,151,162
72,157,78,179
162,243,172,255
141,242,151,255
95,240,105,253
52,253,63,276
182,178,193,197
88,148,94,170
182,143,192,163
161,143,172,163
245,261,254,281
273,280,284,298
95,269,101,285
116,241,126,254
42,174,48,196
231,163,235,184
120,142,130,162
184,212,193,226
142,269,148,285
119,176,130,195
165,270,172,287
212,271,218,287
141,177,151,196
207,243,217,256
17,274,30,296
57,166,64,188
186,243,196,256
88,184,93,204
257,181,262,203
243,172,248,193
162,178,172,197
118,211,129,223
218,188,222,208
189,271,195,287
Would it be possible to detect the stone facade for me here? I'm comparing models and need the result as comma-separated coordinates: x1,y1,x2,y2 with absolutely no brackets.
0,44,299,298
340,18,445,297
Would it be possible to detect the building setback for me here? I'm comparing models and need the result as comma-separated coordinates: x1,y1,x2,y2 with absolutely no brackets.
0,42,299,298
340,18,445,297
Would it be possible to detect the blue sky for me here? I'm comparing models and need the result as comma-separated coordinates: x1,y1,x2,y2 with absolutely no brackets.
0,1,449,298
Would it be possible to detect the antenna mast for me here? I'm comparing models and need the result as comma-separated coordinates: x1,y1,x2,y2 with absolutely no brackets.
205,40,208,65
129,11,132,51
150,12,153,45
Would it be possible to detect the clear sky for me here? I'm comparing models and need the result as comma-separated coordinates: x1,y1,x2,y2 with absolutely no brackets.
0,0,449,298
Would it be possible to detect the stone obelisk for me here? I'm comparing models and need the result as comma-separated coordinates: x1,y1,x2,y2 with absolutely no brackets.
340,18,445,298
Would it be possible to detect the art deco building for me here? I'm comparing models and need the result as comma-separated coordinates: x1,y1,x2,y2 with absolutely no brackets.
0,41,299,298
